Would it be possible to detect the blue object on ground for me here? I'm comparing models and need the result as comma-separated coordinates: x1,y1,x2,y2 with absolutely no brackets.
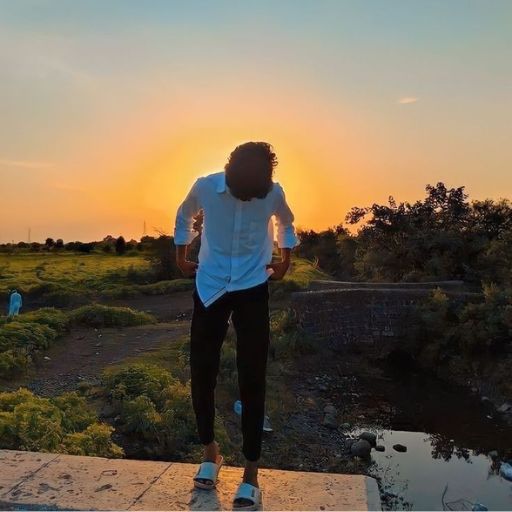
499,462,512,481
233,400,273,432
8,290,22,316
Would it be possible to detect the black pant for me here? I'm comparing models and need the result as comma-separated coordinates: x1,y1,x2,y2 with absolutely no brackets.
190,280,270,462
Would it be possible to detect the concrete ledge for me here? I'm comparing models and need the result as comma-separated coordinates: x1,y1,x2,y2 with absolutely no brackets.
0,450,381,511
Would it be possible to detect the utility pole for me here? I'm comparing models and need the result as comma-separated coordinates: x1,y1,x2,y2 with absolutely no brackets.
143,220,147,237
28,227,31,243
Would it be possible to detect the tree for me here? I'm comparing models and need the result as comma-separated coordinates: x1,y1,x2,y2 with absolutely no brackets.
55,239,64,249
115,236,126,255
45,238,55,249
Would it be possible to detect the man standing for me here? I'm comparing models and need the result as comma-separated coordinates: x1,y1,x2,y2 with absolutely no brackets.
174,142,297,510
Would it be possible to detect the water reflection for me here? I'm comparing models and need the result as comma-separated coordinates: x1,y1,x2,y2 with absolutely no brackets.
356,429,512,511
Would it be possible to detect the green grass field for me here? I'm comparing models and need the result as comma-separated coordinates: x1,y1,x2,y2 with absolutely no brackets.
0,252,151,295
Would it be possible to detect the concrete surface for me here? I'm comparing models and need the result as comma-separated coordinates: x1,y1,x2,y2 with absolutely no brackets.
0,450,381,511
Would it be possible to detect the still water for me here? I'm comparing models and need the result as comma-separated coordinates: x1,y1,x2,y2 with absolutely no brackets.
352,372,512,510
363,429,511,510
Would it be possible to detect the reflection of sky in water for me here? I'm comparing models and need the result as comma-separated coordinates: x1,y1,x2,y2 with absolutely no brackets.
357,430,512,511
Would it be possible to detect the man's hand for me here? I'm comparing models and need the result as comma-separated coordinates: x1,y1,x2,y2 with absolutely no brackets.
177,259,198,277
266,260,290,280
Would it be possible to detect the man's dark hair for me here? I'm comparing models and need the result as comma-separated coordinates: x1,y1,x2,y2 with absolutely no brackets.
224,141,277,201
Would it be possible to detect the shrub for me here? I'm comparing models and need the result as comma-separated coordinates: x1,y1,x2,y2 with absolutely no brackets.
458,285,512,355
62,423,124,458
102,364,200,459
16,308,69,334
270,309,315,357
0,308,70,378
68,304,156,328
50,392,96,431
0,388,123,457
104,364,174,408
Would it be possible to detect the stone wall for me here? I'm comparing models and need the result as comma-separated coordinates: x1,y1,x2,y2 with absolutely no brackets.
291,283,479,352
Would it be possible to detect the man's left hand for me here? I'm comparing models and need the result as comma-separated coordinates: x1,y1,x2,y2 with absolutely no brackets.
266,260,290,280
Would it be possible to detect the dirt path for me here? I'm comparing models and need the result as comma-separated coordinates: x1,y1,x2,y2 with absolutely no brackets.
107,291,194,322
7,321,189,396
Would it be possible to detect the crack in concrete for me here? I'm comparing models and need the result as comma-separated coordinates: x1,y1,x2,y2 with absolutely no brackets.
1,454,61,499
127,462,173,510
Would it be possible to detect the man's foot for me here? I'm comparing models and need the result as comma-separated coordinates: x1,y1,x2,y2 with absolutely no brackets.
195,441,222,487
233,462,259,509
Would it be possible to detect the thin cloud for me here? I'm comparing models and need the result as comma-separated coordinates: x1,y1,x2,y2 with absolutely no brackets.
53,182,83,192
398,97,419,105
0,159,54,169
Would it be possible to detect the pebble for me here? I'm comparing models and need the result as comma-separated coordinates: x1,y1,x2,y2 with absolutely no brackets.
497,402,512,413
351,440,372,458
322,413,338,429
375,445,386,452
393,444,407,453
323,405,337,415
340,422,351,430
359,431,377,446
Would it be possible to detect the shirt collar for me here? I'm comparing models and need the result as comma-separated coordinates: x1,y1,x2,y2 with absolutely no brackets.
215,172,227,193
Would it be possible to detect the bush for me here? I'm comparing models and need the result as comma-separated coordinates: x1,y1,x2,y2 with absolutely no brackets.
0,308,69,378
62,423,124,458
68,304,156,328
458,285,512,355
0,388,123,457
102,364,199,459
270,309,315,357
104,364,174,408
16,308,69,334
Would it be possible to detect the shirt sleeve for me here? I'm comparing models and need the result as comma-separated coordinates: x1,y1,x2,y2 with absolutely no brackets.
173,179,202,245
273,183,299,249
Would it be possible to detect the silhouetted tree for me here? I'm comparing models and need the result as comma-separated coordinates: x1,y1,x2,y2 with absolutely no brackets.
115,236,126,255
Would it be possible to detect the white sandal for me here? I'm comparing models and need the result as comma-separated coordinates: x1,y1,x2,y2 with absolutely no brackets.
232,482,261,511
193,455,224,489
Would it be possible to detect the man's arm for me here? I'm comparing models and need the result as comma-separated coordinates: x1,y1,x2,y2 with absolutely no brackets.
267,185,298,280
174,179,202,277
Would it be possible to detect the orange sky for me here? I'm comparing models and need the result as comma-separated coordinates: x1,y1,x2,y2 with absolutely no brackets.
1,1,511,243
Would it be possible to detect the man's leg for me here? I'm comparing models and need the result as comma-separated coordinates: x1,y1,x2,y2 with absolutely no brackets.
190,288,231,466
231,281,270,489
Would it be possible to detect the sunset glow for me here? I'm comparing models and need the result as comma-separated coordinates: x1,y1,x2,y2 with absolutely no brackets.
1,1,511,242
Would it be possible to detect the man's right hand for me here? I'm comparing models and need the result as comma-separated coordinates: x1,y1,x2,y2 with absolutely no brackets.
177,259,198,277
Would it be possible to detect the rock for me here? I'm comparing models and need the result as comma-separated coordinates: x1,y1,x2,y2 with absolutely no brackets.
375,445,386,452
43,356,51,361
497,402,512,413
323,413,338,429
340,423,351,430
481,396,490,402
488,450,499,459
345,438,356,449
351,439,372,458
471,387,478,393
359,431,377,446
323,405,337,415
393,444,407,453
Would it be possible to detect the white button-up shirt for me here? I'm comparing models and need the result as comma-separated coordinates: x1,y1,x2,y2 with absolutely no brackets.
174,171,298,307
